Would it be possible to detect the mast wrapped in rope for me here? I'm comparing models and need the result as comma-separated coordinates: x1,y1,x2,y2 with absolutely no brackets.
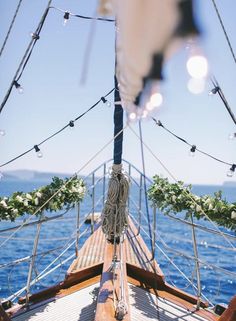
102,77,129,243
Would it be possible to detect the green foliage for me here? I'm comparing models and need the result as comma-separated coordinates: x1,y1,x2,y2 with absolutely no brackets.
148,175,236,231
0,176,86,221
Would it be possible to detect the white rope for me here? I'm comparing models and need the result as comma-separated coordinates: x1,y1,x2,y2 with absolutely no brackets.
129,125,236,250
102,164,129,241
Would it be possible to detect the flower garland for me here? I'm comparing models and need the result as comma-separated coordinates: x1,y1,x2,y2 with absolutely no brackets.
0,176,86,221
148,175,236,232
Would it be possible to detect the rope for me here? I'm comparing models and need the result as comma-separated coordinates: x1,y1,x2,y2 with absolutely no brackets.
0,0,24,57
129,125,236,250
102,164,129,242
210,0,236,65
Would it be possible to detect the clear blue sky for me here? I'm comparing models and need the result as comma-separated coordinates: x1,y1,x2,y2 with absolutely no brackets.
0,0,236,185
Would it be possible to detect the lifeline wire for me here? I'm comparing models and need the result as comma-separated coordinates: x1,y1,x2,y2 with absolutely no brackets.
0,0,24,57
152,117,234,166
0,87,114,168
210,0,236,65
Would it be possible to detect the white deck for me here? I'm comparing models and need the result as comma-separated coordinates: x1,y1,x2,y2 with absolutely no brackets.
12,283,99,321
128,284,211,321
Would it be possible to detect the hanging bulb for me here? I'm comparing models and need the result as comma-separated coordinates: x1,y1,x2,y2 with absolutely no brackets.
34,145,43,158
141,80,163,117
63,11,70,26
101,96,112,107
189,145,196,157
13,80,24,94
0,129,6,136
208,86,220,96
69,120,75,129
186,55,208,79
227,164,236,177
228,132,236,140
187,78,205,94
128,112,137,121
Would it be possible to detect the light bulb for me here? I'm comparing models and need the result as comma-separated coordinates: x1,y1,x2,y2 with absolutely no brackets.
34,145,43,158
0,129,6,136
150,92,163,108
227,164,236,177
106,100,111,107
13,80,24,94
228,133,236,140
129,112,137,121
140,80,163,116
187,78,205,94
186,55,208,79
189,145,196,157
63,11,70,26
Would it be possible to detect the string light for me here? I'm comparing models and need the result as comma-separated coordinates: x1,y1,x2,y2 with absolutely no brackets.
34,145,43,158
0,129,5,136
0,88,114,168
227,164,236,177
186,55,208,79
13,80,24,94
101,96,111,107
152,117,235,176
189,145,196,157
63,11,70,26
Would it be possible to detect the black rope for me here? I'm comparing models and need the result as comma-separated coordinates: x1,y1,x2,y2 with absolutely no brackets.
0,0,24,58
0,88,114,168
152,118,234,166
210,0,236,65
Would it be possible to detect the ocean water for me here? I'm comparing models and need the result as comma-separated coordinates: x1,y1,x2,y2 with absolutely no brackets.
0,178,235,308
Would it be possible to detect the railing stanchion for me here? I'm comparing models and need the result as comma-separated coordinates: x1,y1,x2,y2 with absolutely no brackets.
103,163,106,206
128,163,131,212
75,202,80,257
25,214,43,304
91,173,95,234
151,206,156,260
190,213,202,310
137,174,142,235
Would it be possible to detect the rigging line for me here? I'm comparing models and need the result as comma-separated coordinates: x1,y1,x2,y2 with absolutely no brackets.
129,213,213,306
0,0,53,115
138,120,152,250
129,125,236,250
0,125,127,250
210,0,236,65
0,0,24,57
152,118,233,166
0,87,115,168
49,6,115,22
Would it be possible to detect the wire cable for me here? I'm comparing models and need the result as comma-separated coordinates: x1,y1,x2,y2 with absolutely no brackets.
210,0,236,65
0,0,24,57
0,87,114,168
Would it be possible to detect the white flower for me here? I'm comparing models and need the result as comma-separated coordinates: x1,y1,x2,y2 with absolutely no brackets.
196,205,202,213
12,208,18,214
78,186,85,195
0,200,8,208
208,204,213,211
23,200,28,206
34,198,39,205
26,193,32,200
171,195,176,202
231,211,236,220
16,195,23,202
36,192,42,198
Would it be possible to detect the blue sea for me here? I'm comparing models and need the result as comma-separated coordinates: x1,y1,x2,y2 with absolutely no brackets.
0,178,235,308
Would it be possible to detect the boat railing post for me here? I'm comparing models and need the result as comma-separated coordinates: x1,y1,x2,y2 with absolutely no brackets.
25,213,43,305
103,163,106,206
128,163,131,212
75,202,80,257
151,205,156,260
91,172,95,234
190,213,202,310
137,174,142,235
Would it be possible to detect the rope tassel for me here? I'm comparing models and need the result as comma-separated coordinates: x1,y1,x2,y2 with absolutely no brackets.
102,164,129,243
